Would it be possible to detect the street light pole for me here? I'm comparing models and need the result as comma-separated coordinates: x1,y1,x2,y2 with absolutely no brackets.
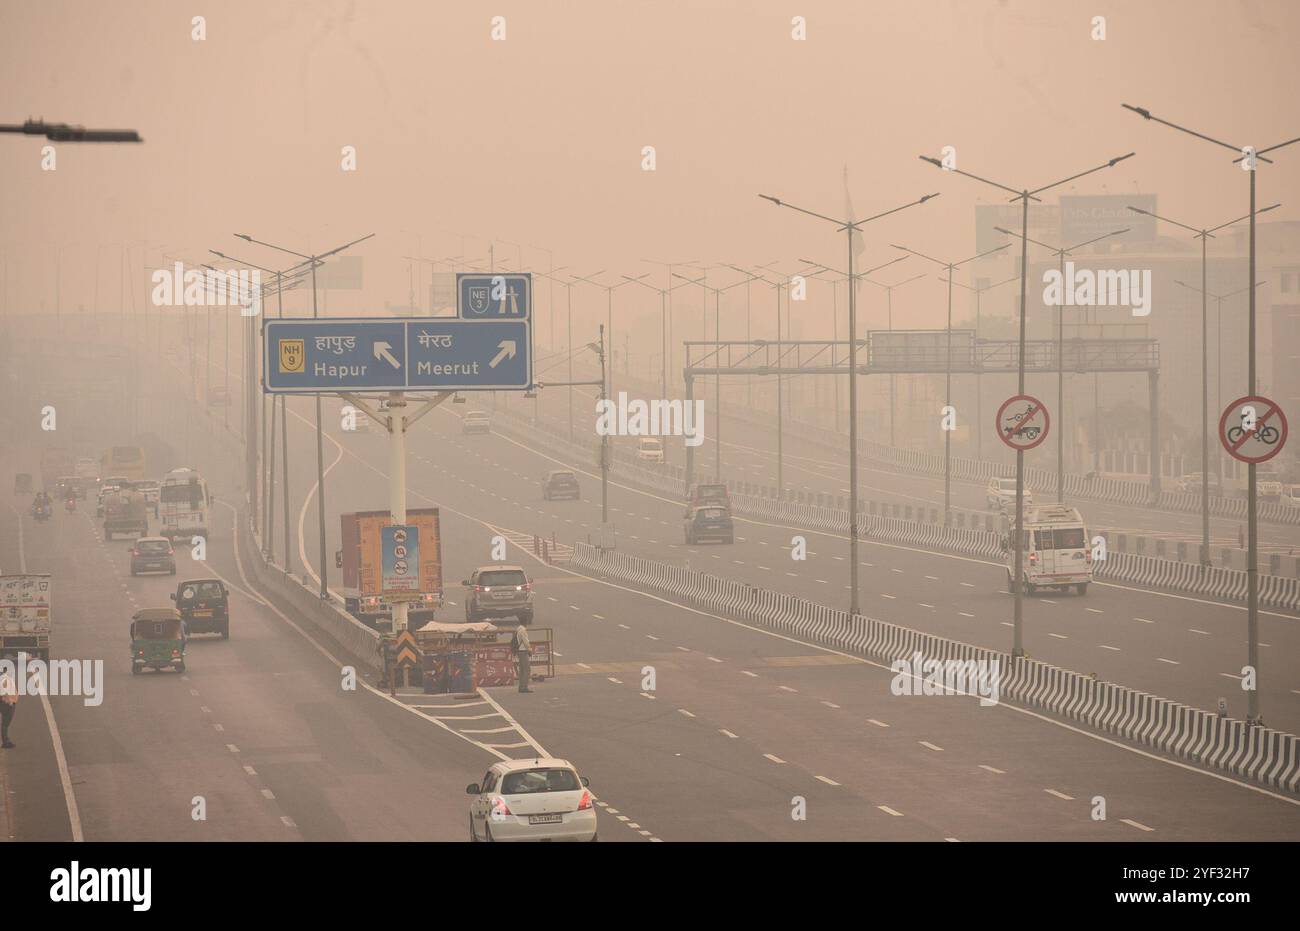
889,243,1011,521
1123,103,1298,725
921,148,1135,656
948,274,1018,461
537,269,603,443
1136,204,1278,565
232,231,375,598
759,190,939,616
992,225,1131,504
674,271,760,484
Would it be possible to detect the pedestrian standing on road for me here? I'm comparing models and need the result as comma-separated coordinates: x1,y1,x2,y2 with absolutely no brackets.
512,624,533,693
1,666,18,749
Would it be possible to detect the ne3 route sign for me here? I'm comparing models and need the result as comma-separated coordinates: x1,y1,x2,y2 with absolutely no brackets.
262,316,532,393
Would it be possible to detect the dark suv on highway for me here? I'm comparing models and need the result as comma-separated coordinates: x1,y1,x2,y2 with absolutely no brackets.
171,578,230,639
542,470,580,501
684,506,734,545
462,566,534,624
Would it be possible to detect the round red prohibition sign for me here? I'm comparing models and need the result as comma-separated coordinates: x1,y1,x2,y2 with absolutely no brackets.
995,394,1050,451
1219,395,1288,464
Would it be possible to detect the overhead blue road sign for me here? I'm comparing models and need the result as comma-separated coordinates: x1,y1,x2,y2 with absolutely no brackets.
457,273,531,319
262,316,532,394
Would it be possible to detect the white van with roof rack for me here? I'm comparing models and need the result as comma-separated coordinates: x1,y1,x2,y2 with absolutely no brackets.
1003,504,1093,596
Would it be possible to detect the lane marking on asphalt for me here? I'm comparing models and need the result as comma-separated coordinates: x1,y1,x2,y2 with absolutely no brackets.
868,719,890,728
815,775,840,786
1044,789,1074,800
979,765,1005,774
763,753,786,764
920,741,944,752
719,729,738,738
1121,818,1154,832
878,806,903,816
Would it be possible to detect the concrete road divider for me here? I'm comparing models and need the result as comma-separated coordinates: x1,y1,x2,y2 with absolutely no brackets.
569,541,1300,794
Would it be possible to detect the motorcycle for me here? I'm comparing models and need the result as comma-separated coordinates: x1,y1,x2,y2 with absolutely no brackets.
65,496,77,513
32,501,52,522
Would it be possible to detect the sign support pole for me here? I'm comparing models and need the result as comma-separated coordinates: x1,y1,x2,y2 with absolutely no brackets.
388,391,409,633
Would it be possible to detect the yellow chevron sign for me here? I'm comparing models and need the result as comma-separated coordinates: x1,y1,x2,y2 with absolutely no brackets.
394,630,421,668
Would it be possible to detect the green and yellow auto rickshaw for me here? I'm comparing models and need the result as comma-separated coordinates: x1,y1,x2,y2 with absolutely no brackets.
130,608,186,675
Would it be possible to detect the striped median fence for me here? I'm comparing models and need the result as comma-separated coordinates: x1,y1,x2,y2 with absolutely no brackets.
568,542,1300,794
493,407,1298,609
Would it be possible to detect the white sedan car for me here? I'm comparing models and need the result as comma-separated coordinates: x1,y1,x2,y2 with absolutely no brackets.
467,758,597,842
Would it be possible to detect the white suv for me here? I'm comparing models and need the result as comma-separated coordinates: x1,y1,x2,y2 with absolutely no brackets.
467,758,597,842
987,477,1031,511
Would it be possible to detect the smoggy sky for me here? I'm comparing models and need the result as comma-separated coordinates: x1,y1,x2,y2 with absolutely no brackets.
3,0,1298,333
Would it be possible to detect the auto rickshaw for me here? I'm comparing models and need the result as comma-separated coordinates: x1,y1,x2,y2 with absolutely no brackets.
13,473,33,495
130,608,187,674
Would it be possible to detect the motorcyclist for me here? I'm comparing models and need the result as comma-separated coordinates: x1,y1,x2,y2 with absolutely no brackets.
32,492,51,519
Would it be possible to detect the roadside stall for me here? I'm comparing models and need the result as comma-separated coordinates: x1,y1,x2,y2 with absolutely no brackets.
415,621,554,694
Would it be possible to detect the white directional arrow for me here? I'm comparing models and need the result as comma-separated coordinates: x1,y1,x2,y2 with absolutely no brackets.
373,341,401,369
489,340,517,369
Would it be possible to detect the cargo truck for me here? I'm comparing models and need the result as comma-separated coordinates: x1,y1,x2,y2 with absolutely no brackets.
103,490,149,540
335,508,443,629
0,574,52,661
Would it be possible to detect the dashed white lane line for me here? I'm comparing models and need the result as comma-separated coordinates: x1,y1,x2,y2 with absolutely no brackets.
1156,657,1181,665
1100,644,1121,651
868,719,889,728
741,670,758,678
960,581,975,588
763,753,786,764
1044,789,1075,801
919,741,944,752
1086,607,1104,614
1049,633,1068,640
881,593,896,600
639,692,656,700
260,788,276,800
979,764,1005,774
719,729,739,739
815,775,840,786
1189,628,1210,635
1121,818,1154,832
281,816,297,829
1134,617,1153,624
820,700,841,709
677,709,696,718
1220,672,1243,680
592,614,605,620
226,744,240,754
675,646,690,652
958,612,975,618
618,623,631,630
569,604,580,611
878,805,904,816
778,685,798,693
243,765,257,776
607,677,623,684
918,603,935,609
646,634,660,641
706,656,722,663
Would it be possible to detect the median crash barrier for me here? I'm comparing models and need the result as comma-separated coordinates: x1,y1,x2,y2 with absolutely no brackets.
568,542,1300,794
241,520,382,677
492,406,1300,607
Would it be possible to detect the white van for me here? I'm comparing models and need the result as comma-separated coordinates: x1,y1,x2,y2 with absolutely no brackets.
159,468,211,541
636,437,665,463
1005,504,1092,596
